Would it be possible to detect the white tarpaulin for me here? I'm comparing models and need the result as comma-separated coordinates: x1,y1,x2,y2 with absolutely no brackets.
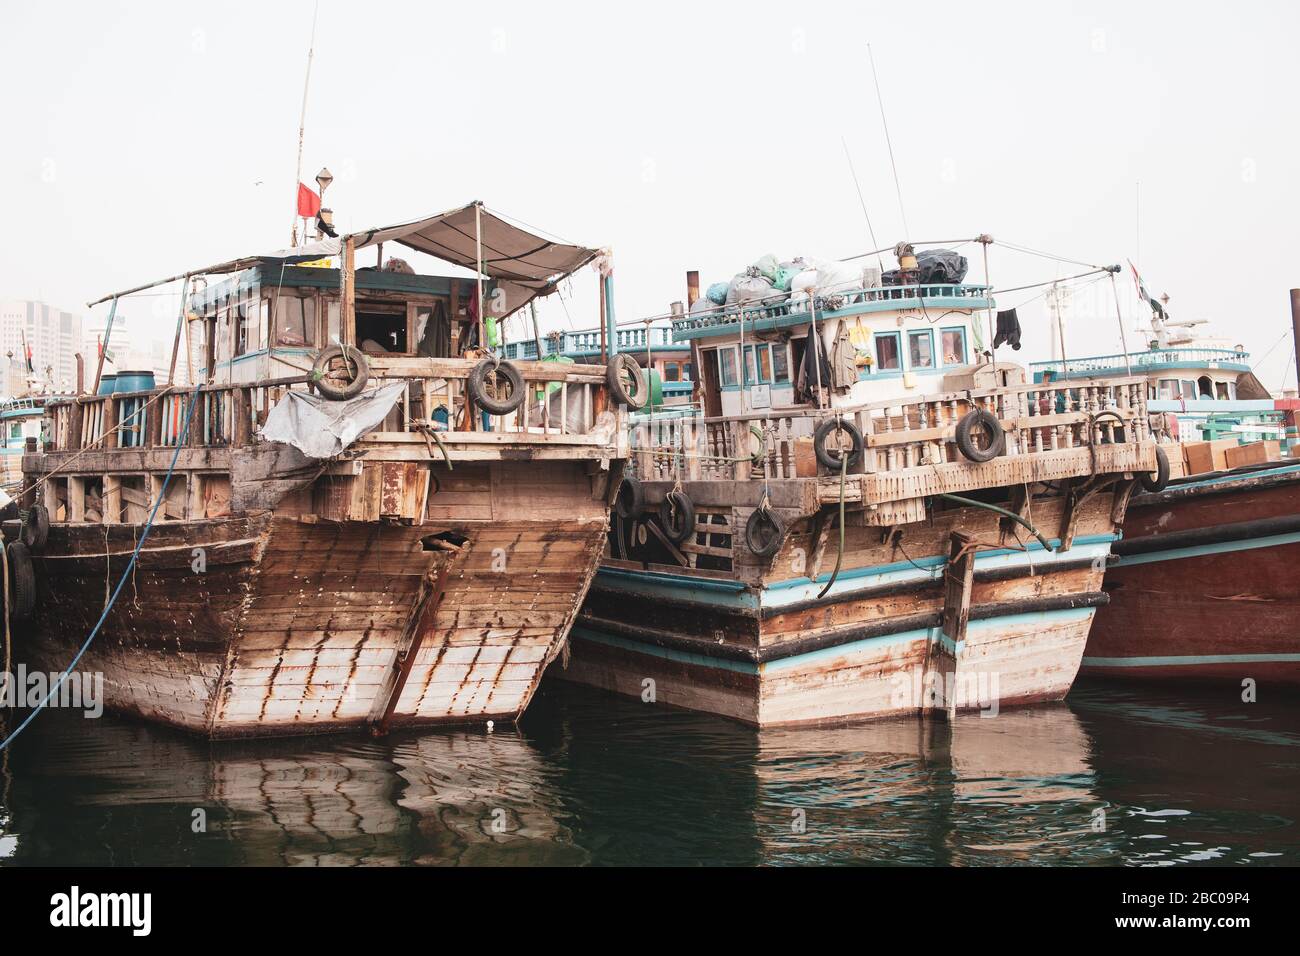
260,382,406,460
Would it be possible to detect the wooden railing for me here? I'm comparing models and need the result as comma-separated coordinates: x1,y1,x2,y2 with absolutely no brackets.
42,357,617,455
631,377,1151,482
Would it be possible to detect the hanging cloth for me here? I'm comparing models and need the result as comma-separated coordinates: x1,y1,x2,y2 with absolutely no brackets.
830,319,858,390
799,317,831,402
994,309,1022,350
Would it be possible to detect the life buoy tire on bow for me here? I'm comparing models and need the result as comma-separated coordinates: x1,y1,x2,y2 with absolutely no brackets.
467,359,526,415
954,408,1005,463
658,489,695,544
745,506,787,559
607,354,648,410
310,345,370,401
1139,445,1170,493
7,540,35,621
813,418,863,471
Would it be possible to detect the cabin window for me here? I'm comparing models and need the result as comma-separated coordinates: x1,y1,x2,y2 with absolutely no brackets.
772,344,790,383
941,327,967,365
662,362,681,382
357,302,407,354
275,295,317,347
744,344,772,385
1157,378,1179,400
908,330,935,369
1215,381,1229,400
1180,381,1196,400
213,306,232,367
874,332,901,371
325,299,340,344
718,347,739,387
233,300,250,357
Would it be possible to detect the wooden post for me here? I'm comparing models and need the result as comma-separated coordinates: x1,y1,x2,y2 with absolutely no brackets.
91,296,119,396
934,530,976,718
167,276,191,386
341,236,356,346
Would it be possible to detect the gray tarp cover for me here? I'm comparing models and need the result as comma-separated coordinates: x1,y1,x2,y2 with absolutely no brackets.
90,201,600,318
260,382,406,459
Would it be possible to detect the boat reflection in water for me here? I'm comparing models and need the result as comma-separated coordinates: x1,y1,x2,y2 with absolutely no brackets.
0,680,1294,866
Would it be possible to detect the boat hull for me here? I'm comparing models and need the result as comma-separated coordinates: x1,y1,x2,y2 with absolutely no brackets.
559,489,1123,726
17,471,609,739
1083,464,1300,687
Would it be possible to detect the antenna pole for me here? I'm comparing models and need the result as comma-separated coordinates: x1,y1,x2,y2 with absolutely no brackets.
290,2,320,247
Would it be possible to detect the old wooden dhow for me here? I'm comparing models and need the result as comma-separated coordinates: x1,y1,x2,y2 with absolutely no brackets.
560,244,1163,725
10,202,639,738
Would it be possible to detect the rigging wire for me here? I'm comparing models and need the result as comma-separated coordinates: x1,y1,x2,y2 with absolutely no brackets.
841,138,885,273
867,44,909,240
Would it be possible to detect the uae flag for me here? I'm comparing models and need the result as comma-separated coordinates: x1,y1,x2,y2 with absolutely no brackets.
1128,260,1166,321
297,182,322,219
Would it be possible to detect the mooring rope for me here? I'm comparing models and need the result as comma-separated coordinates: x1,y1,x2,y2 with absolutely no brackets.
0,383,204,751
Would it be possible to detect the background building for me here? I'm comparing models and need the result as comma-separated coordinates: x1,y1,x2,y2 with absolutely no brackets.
0,299,84,396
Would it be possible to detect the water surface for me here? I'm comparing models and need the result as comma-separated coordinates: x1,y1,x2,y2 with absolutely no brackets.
1,679,1295,866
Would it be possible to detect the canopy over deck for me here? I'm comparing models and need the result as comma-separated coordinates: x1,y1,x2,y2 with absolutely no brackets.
88,201,601,319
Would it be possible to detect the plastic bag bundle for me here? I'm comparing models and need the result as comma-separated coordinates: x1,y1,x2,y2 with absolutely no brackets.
705,282,729,305
690,296,721,316
815,259,862,298
749,254,780,284
732,273,777,306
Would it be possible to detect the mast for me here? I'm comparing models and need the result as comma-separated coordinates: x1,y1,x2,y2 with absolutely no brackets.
290,2,321,247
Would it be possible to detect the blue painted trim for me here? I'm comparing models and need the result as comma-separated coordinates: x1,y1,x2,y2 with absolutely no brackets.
595,566,749,593
1082,652,1300,668
1164,462,1300,494
1116,530,1300,567
765,532,1120,591
574,605,1098,676
571,626,759,674
1149,399,1276,413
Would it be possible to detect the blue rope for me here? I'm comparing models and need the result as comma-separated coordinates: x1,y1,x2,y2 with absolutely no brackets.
0,383,204,751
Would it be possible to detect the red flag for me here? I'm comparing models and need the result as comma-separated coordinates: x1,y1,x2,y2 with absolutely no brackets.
296,182,321,219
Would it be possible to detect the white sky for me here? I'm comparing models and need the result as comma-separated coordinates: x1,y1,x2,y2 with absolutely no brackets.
2,0,1298,388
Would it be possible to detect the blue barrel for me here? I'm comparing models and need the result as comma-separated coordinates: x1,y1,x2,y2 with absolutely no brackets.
115,370,156,447
96,373,117,396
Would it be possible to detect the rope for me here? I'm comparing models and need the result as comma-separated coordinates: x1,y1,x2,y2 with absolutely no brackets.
0,383,204,752
815,455,848,600
937,492,1053,553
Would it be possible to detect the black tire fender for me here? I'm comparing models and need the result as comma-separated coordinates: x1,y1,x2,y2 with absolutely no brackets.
658,490,695,544
7,540,35,621
467,359,526,416
745,507,787,559
310,345,370,401
954,407,1006,463
813,418,863,471
607,353,648,410
614,476,644,519
22,503,49,551
1139,445,1170,493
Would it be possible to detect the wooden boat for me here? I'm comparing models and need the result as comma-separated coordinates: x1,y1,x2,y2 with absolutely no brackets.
557,244,1162,726
1032,295,1300,688
1082,460,1300,687
8,202,637,738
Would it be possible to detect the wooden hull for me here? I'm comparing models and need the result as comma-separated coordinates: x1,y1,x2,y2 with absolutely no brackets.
1083,463,1300,687
16,461,611,738
559,486,1123,726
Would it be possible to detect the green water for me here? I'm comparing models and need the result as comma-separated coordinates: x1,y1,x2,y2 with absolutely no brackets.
0,679,1296,866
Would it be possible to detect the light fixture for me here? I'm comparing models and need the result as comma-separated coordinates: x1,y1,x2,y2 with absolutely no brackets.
316,167,333,196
